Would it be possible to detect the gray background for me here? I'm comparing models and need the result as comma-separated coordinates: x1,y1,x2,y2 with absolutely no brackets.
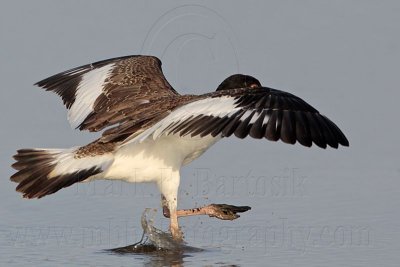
1,1,399,266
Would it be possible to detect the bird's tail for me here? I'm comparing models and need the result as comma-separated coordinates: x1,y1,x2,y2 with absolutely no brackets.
11,148,113,199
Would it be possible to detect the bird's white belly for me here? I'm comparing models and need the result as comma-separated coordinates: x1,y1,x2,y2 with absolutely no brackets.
102,134,220,183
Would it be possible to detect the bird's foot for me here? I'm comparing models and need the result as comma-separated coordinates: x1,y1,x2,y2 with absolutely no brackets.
205,204,251,220
170,224,184,242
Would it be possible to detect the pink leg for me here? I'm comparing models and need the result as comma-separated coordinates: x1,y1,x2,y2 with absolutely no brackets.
162,195,251,221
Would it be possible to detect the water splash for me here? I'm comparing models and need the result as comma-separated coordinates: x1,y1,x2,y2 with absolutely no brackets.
140,208,186,250
108,208,201,254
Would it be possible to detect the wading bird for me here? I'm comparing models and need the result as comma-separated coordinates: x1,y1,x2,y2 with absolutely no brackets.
11,55,349,241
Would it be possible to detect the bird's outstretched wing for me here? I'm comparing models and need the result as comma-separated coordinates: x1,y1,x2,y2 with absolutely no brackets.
127,87,349,148
35,55,179,132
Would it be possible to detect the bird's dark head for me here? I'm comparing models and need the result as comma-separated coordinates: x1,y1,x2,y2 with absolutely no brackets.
216,74,261,91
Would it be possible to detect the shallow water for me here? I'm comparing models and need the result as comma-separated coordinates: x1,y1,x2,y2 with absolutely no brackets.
2,1,400,266
2,158,400,266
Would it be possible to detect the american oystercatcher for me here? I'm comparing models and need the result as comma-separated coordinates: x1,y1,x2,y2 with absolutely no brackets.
11,55,349,240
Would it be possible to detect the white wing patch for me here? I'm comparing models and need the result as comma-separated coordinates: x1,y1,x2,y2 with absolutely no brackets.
49,148,114,178
122,96,240,146
68,64,115,127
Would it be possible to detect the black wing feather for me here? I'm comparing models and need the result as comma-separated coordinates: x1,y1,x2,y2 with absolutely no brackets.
249,110,267,139
162,86,348,149
294,111,312,147
265,110,280,141
234,110,256,139
221,110,246,137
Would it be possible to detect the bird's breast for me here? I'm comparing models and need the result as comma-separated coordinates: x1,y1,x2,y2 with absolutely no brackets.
104,134,220,183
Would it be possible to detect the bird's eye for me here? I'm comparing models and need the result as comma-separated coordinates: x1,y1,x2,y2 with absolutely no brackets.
249,83,259,88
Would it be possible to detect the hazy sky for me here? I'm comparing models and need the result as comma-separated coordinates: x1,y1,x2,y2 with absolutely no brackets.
1,1,399,266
